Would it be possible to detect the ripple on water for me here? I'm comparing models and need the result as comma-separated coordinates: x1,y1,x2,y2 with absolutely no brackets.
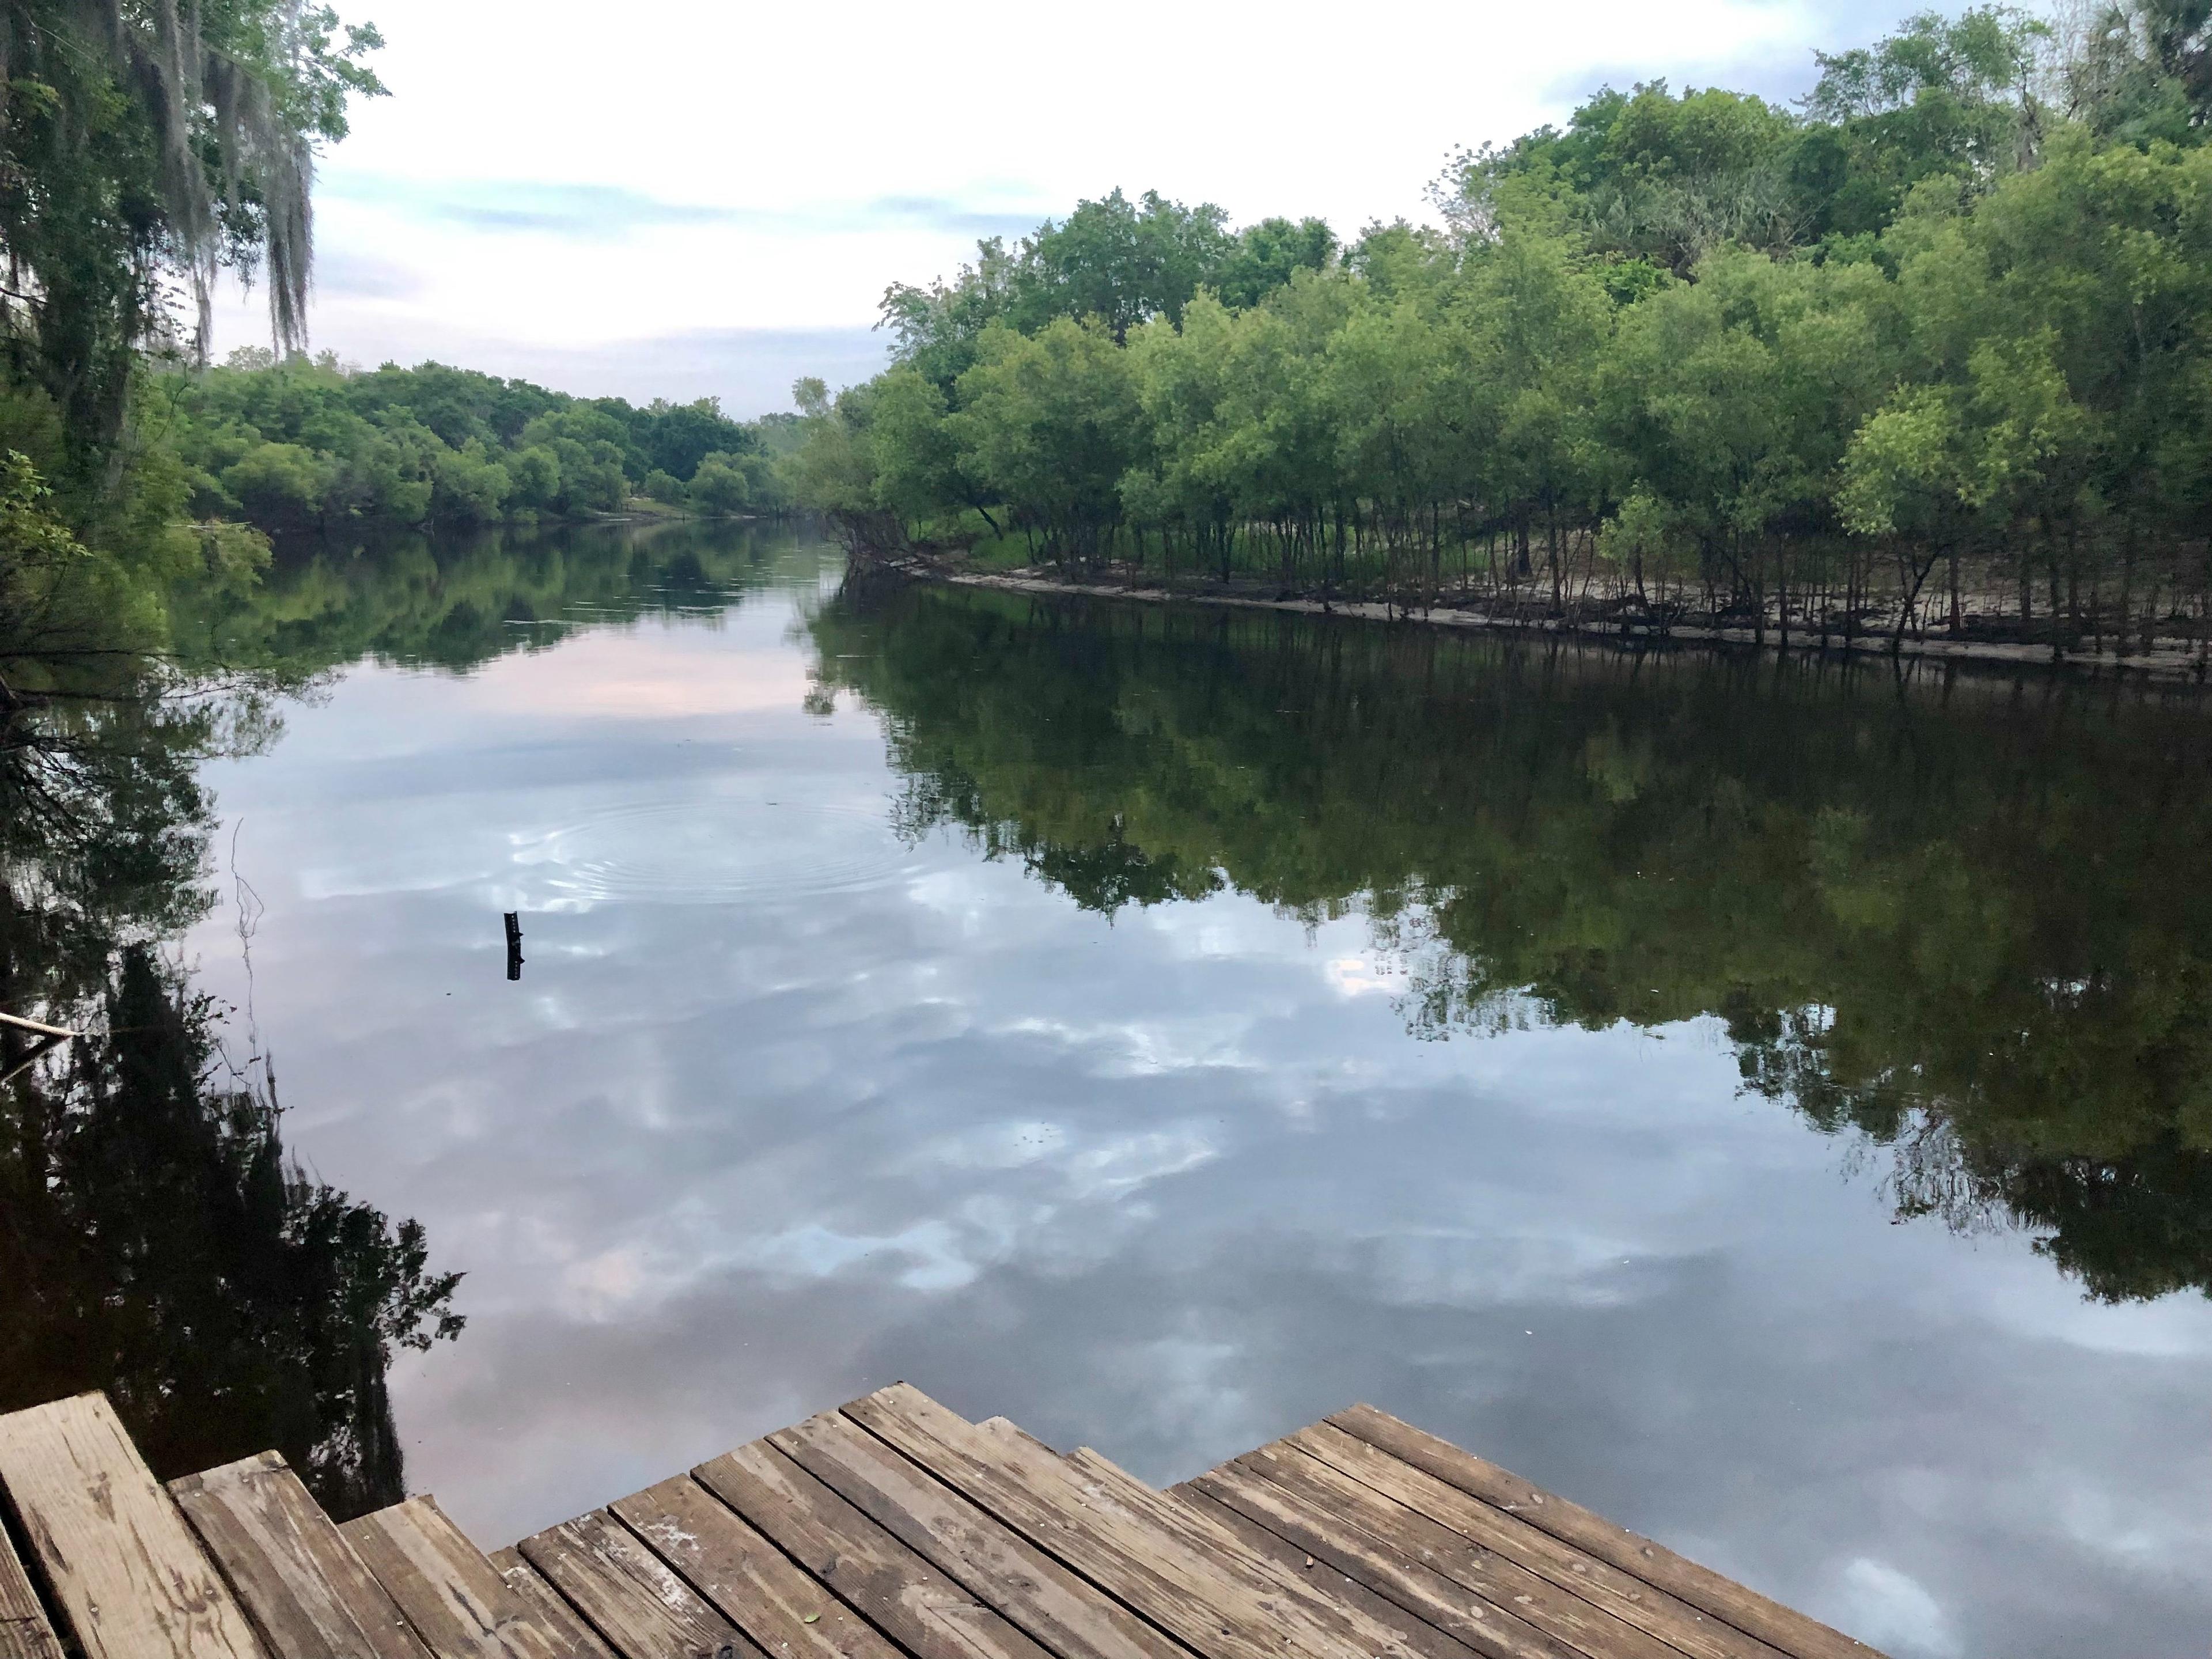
511,794,914,904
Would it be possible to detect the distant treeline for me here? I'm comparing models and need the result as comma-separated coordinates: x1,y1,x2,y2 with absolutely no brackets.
159,355,806,535
794,5,2212,656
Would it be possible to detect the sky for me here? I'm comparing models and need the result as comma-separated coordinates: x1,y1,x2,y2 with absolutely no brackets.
213,0,1922,415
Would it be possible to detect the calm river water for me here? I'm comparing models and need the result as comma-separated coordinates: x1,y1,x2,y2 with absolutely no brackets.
147,520,2212,1655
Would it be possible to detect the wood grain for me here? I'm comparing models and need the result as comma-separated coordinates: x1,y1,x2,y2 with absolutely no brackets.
1167,1482,1484,1659
171,1452,431,1659
517,1509,756,1659
612,1474,899,1659
0,1392,264,1659
696,1441,1056,1659
769,1408,1187,1659
0,1513,63,1659
1324,1409,1883,1659
1286,1426,1789,1659
844,1384,1406,1659
341,1496,571,1659
488,1549,619,1659
1198,1451,1641,1659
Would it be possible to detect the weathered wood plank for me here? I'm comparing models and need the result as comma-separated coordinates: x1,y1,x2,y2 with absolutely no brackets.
1290,1425,1798,1659
1166,1482,1486,1659
487,1550,619,1659
695,1440,1057,1659
1325,1409,1883,1659
341,1496,571,1659
1198,1450,1662,1659
171,1452,433,1659
1286,1427,1783,1659
768,1408,1187,1659
612,1474,898,1659
0,1515,64,1659
843,1384,1410,1659
0,1392,264,1659
517,1510,756,1659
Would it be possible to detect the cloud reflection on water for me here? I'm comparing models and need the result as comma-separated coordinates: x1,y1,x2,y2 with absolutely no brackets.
183,555,2212,1659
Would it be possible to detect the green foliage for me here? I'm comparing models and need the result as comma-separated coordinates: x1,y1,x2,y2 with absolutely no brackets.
161,358,790,534
952,320,1145,560
796,4,2212,652
0,0,386,476
878,187,1342,393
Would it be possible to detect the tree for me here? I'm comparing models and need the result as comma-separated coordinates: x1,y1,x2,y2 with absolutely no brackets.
953,320,1145,565
0,0,385,475
689,452,750,514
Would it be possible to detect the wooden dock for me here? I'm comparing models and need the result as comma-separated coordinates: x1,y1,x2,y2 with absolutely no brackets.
0,1384,1885,1659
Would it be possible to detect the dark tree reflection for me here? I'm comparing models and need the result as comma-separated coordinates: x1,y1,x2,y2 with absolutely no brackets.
813,579,2212,1305
0,677,461,1520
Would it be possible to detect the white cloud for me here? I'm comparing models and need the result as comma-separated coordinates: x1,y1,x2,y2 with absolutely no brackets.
1833,1559,1961,1658
213,0,1911,409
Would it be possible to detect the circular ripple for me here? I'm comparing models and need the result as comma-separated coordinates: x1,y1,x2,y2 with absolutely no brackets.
512,794,912,904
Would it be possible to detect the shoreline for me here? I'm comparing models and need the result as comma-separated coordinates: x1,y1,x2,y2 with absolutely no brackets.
892,560,2212,684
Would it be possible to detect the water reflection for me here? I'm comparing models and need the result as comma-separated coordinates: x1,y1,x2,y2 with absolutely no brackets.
0,677,465,1518
177,514,804,678
122,523,2212,1657
810,579,2212,1306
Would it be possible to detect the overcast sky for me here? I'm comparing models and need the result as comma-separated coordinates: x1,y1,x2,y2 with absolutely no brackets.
216,0,1921,415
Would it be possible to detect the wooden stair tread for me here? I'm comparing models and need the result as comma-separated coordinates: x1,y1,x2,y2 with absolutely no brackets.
171,1450,433,1659
1167,1481,1486,1659
342,1495,575,1659
488,1550,620,1659
516,1508,759,1659
0,1385,1881,1659
1325,1408,1879,1659
0,1507,63,1659
1281,1424,1786,1659
0,1392,263,1659
769,1406,1187,1659
694,1438,1058,1659
609,1472,897,1659
1190,1446,1657,1659
843,1382,1418,1659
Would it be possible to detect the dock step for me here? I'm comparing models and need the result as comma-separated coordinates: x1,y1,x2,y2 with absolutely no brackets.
848,1382,1427,1659
0,1392,263,1659
0,1383,1889,1659
691,1435,1053,1659
0,1486,63,1659
171,1450,431,1659
490,1550,622,1659
767,1402,1180,1659
343,1495,580,1659
512,1384,1890,1659
1317,1407,1876,1659
516,1508,753,1659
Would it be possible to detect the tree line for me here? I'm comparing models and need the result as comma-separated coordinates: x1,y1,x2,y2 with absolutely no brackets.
161,353,802,533
794,4,2212,660
0,0,815,696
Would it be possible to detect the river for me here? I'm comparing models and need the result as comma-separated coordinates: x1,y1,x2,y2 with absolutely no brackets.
15,516,2212,1657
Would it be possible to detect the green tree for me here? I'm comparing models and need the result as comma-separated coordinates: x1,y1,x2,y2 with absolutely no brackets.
0,0,385,476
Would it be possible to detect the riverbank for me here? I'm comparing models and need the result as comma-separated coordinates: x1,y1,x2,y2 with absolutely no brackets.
888,558,2212,683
